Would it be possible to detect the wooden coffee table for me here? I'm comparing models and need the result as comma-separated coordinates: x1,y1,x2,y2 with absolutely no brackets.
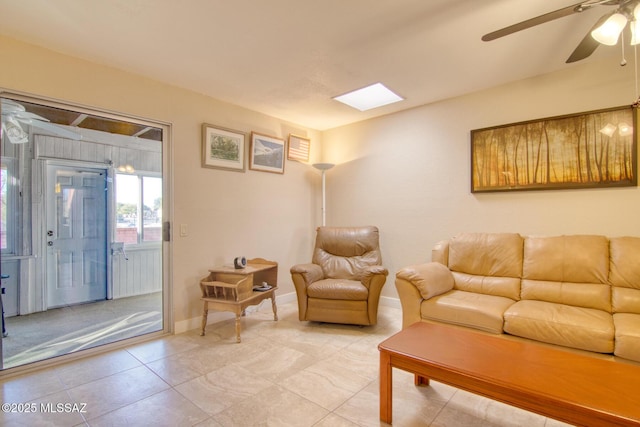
379,322,640,426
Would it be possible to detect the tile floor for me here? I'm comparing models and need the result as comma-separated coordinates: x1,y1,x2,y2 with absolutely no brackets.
0,299,571,426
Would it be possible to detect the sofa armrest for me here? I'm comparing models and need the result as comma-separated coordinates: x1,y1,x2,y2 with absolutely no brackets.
395,262,454,329
396,262,454,300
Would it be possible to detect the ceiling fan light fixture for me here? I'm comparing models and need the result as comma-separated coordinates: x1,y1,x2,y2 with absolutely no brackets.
631,4,640,45
632,23,640,45
632,21,640,45
1,116,29,144
591,13,628,46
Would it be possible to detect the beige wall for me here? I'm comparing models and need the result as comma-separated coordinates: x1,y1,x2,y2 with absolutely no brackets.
0,36,323,330
3,35,640,322
323,57,640,299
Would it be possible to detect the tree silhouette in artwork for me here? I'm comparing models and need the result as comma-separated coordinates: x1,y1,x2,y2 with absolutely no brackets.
210,135,240,161
472,108,636,191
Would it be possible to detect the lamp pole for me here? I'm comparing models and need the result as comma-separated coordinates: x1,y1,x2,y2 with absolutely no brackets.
312,163,335,226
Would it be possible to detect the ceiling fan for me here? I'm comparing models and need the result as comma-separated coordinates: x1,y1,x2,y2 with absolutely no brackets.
482,0,640,63
1,98,81,144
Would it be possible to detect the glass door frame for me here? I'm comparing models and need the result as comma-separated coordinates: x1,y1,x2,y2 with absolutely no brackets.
0,90,173,374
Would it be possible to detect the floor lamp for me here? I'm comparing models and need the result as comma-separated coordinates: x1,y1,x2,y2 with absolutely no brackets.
313,163,335,226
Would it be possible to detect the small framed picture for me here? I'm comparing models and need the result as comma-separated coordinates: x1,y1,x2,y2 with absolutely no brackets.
250,132,285,174
202,124,246,172
287,134,310,162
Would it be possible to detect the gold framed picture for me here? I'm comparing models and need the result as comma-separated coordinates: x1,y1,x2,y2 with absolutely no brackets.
202,123,246,172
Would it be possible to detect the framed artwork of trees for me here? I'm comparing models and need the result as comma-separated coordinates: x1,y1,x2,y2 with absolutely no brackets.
202,123,246,172
471,106,638,192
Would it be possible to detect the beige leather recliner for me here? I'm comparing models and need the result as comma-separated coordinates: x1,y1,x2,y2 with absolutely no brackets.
290,226,388,326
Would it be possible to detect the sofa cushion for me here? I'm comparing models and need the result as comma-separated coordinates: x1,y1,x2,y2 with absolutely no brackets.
523,235,609,284
431,240,449,266
613,313,640,362
421,290,516,334
609,237,640,289
612,287,640,314
610,237,640,315
307,279,368,301
520,279,611,312
448,232,523,278
504,300,614,353
453,272,521,301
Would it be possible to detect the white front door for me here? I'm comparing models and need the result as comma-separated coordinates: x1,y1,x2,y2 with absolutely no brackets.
46,164,107,308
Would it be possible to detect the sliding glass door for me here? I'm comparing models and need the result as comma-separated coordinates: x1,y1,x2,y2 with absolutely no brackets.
0,93,171,370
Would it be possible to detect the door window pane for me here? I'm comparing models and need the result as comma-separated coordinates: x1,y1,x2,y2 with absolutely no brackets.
115,174,139,244
1,162,8,250
1,158,16,254
142,176,162,242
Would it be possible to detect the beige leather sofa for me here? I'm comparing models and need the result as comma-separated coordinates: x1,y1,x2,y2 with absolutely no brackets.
395,232,640,363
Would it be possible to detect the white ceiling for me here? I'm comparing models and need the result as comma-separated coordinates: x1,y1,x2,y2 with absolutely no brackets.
0,0,625,130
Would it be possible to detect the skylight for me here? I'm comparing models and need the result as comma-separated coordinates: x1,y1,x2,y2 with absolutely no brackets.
333,83,404,111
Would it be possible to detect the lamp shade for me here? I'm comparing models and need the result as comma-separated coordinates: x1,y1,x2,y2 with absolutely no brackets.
632,20,640,45
591,13,627,46
312,163,335,171
632,4,640,45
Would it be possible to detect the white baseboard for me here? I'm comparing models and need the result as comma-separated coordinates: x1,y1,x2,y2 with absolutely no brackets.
173,292,399,334
173,291,298,334
379,295,401,309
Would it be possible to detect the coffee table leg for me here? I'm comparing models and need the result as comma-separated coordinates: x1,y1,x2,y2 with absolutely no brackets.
380,350,392,423
415,374,430,386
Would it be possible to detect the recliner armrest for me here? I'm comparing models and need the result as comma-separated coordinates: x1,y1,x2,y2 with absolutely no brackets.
362,265,389,277
360,265,388,288
396,262,454,299
290,263,324,285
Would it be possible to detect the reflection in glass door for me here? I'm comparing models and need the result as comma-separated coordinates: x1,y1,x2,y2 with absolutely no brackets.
46,165,108,308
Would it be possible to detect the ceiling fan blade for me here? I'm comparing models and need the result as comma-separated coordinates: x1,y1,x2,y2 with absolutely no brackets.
565,12,613,63
13,111,50,122
482,2,591,41
17,118,82,140
1,98,26,115
565,35,600,63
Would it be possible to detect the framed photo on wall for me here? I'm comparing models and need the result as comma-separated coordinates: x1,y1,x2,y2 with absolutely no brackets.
202,123,246,172
250,132,285,174
287,134,310,162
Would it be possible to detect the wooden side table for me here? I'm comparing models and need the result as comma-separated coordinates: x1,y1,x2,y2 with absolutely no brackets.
199,258,278,343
